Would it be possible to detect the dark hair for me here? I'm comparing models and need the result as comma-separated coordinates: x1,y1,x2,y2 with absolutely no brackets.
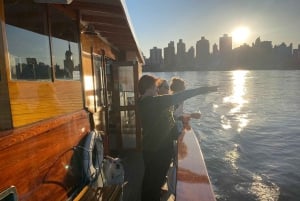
138,74,157,95
170,77,186,93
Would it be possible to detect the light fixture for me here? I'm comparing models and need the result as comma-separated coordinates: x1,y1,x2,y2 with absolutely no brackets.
81,24,98,36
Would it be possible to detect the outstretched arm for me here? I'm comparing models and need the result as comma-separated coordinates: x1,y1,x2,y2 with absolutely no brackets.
171,86,218,105
152,86,218,110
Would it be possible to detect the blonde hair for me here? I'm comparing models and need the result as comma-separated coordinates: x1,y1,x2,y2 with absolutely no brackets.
156,78,168,88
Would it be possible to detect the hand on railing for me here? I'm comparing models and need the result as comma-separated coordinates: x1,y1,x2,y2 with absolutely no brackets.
182,111,201,130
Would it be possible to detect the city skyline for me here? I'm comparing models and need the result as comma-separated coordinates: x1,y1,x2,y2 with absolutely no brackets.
146,34,298,59
126,0,300,58
144,34,300,71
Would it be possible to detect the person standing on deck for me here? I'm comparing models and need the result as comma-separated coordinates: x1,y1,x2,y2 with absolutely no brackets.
170,77,201,134
157,78,170,95
137,74,217,201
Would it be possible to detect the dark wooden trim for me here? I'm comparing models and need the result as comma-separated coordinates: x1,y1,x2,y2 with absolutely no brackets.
0,110,88,150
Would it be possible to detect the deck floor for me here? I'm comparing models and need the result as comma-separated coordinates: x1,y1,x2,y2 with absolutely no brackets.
119,151,144,201
119,150,174,201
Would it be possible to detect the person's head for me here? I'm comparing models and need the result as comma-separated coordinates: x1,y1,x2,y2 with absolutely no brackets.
170,77,186,94
138,74,158,96
156,78,169,95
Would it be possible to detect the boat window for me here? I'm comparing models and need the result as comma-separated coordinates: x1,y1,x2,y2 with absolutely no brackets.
93,54,105,106
4,1,51,80
4,1,81,81
118,66,135,106
49,6,81,80
105,58,114,106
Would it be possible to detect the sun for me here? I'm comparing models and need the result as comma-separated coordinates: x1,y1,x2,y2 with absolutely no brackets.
232,26,250,45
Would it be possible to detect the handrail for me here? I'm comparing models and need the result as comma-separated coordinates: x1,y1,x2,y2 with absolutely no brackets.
176,125,216,201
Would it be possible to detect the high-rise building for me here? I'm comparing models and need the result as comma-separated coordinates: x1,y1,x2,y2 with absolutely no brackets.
219,34,232,55
212,43,219,56
186,46,195,69
196,36,210,67
219,34,232,66
274,43,293,66
149,47,163,70
253,37,273,66
164,41,175,69
176,39,186,68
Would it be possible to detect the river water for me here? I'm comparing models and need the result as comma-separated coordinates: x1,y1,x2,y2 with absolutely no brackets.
151,70,300,201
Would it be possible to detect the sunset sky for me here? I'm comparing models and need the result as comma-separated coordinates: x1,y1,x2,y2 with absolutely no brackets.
125,0,300,57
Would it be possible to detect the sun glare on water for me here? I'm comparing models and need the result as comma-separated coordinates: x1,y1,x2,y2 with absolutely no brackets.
232,26,250,45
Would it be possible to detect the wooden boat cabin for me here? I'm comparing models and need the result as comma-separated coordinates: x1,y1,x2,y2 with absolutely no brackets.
0,0,216,201
0,0,144,200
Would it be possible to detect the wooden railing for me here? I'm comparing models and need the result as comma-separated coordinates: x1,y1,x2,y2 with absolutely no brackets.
176,126,216,201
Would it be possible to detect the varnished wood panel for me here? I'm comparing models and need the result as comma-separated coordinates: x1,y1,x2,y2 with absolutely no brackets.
8,81,83,127
176,128,216,201
81,34,116,60
0,110,90,201
81,51,95,113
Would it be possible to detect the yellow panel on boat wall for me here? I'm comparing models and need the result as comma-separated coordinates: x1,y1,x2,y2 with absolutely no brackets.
8,81,83,128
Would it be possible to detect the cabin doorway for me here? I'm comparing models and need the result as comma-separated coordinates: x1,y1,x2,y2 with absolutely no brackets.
108,61,141,151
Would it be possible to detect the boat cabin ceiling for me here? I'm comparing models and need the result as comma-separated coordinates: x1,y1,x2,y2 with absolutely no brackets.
75,0,139,51
74,0,142,58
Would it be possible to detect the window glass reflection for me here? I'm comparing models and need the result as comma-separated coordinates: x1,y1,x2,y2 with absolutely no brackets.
50,7,80,80
5,2,51,80
93,54,105,106
105,59,113,106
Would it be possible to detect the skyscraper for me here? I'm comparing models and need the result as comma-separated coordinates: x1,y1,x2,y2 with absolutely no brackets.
164,41,175,69
219,34,232,66
149,47,163,70
186,46,195,68
176,39,186,68
219,34,232,55
196,36,210,67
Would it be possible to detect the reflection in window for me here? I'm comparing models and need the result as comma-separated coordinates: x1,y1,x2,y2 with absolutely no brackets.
118,66,135,106
50,7,80,80
105,59,114,106
5,1,51,80
4,1,81,81
93,54,105,106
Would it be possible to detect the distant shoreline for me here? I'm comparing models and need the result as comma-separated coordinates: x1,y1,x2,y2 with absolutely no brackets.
143,66,300,72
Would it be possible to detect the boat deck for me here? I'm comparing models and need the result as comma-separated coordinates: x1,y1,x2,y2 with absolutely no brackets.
119,150,174,201
111,126,215,201
119,151,143,201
